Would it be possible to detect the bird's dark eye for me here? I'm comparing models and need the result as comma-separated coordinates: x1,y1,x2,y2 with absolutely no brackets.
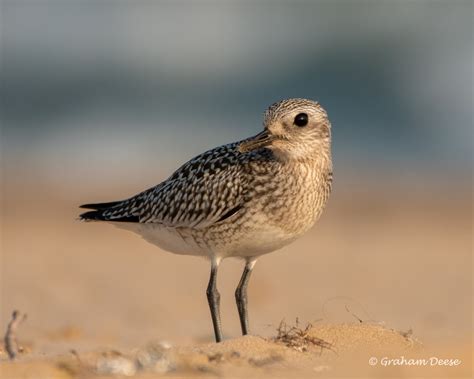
294,113,308,127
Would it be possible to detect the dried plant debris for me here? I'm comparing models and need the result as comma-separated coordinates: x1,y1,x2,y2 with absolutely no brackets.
273,319,334,353
4,310,27,360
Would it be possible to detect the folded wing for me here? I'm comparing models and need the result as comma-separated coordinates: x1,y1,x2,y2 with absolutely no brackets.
79,143,248,229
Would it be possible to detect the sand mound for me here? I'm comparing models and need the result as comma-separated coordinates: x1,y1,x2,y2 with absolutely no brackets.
1,322,441,378
308,323,420,354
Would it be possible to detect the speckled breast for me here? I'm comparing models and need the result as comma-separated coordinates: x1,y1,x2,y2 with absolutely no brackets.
200,160,333,258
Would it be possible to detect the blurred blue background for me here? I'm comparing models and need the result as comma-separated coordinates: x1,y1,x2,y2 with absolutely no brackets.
1,0,472,196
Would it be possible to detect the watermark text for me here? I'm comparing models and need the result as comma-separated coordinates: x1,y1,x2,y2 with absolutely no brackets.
368,356,462,367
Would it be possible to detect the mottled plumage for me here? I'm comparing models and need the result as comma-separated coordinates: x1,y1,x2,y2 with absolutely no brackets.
82,142,259,228
79,98,333,342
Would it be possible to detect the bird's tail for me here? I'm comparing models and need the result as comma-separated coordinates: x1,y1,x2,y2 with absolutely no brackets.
78,200,140,222
79,209,107,221
79,201,121,210
79,201,120,221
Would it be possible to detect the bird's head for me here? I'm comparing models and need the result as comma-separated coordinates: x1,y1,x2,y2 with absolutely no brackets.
239,98,331,162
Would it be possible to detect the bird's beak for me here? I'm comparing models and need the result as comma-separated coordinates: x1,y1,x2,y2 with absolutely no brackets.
238,129,275,153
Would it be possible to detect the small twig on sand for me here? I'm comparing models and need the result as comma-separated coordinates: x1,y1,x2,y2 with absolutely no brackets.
345,304,363,323
4,310,27,360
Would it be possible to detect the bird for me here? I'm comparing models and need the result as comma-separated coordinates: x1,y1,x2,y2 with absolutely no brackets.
79,98,333,343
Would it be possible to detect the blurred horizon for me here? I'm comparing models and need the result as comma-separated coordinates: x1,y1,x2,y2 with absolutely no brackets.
1,1,473,196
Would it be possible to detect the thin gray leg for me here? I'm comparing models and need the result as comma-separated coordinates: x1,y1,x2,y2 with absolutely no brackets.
206,260,222,342
235,259,257,336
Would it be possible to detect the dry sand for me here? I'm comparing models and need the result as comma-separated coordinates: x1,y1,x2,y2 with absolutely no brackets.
0,322,471,378
0,173,472,378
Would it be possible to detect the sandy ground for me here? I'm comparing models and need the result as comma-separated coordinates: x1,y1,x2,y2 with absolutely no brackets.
0,172,472,378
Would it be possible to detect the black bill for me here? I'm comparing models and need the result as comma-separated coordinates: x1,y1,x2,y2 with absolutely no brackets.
238,129,275,153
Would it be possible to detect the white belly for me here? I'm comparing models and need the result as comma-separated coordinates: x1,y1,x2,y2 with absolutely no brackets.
220,226,298,258
110,221,298,260
111,222,206,256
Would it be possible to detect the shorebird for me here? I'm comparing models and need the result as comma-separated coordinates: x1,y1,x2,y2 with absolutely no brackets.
79,98,332,342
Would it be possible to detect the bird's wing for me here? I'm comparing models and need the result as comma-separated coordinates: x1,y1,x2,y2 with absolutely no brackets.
80,143,250,229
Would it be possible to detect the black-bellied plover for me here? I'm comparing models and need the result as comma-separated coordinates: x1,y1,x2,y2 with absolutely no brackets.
80,98,333,342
